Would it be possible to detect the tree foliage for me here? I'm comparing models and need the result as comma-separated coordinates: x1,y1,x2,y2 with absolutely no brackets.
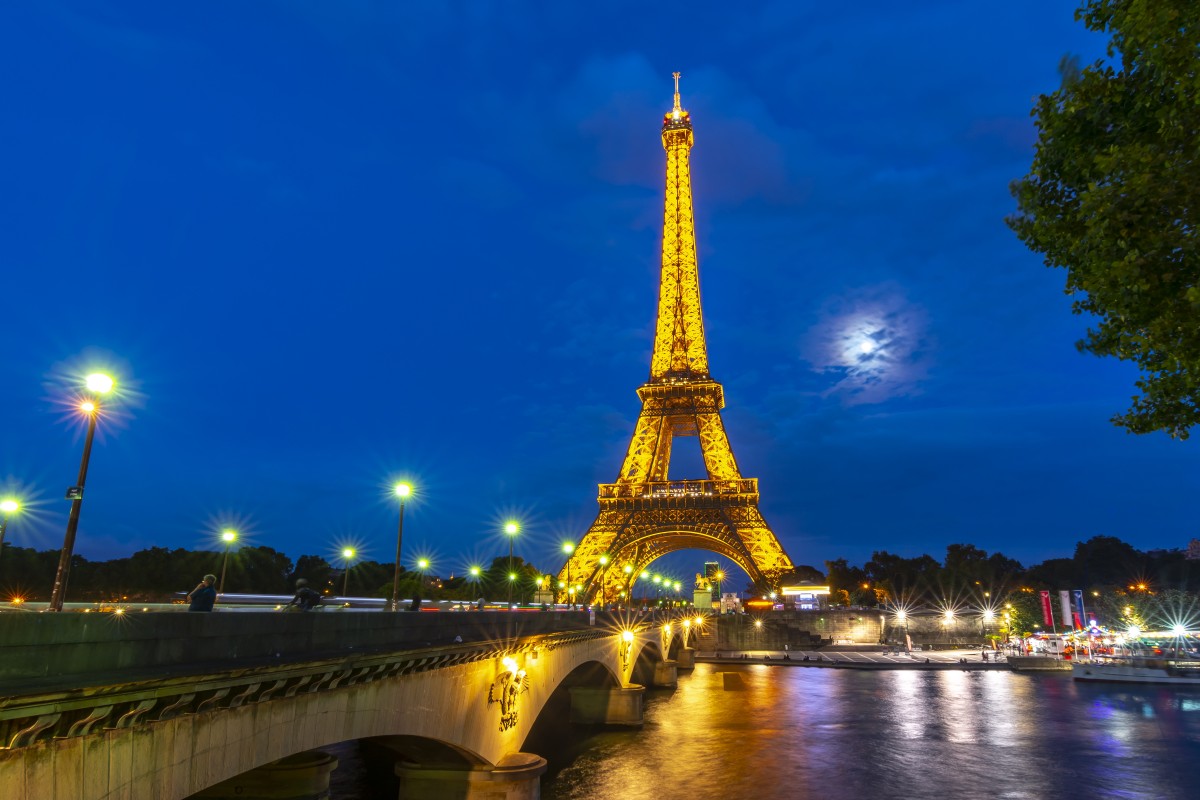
1008,0,1200,438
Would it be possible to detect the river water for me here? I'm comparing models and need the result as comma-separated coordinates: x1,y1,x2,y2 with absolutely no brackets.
332,664,1200,800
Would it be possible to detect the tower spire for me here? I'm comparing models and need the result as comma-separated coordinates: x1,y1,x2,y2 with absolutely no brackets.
653,71,704,380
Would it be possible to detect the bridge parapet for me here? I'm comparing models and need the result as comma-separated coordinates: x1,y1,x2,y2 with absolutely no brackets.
0,610,604,685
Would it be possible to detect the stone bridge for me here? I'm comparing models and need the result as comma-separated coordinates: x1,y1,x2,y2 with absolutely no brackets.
0,610,702,799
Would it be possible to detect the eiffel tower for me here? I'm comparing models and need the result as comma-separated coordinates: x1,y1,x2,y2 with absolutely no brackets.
561,74,794,605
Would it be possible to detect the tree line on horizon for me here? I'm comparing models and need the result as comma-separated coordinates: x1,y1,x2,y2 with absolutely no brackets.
0,544,551,605
2,535,1196,615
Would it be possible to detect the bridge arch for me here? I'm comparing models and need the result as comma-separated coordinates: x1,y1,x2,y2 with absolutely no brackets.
0,629,650,800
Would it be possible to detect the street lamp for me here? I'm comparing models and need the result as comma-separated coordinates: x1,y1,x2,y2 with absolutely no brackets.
505,520,520,608
562,542,574,607
218,530,237,594
341,547,356,596
389,482,412,612
49,372,115,612
0,499,19,575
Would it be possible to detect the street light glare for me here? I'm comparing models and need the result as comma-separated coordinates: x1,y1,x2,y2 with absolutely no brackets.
342,547,355,559
417,558,429,570
562,542,574,554
85,373,114,393
469,566,481,577
0,500,18,514
505,521,519,535
80,401,96,414
394,482,412,498
221,530,237,543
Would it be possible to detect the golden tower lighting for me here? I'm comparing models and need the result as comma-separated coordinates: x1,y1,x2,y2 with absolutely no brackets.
559,74,794,605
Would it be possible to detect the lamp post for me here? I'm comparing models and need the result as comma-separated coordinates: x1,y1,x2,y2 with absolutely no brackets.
562,542,574,608
341,547,356,596
218,529,237,594
715,570,725,614
389,482,412,612
0,499,19,575
49,372,114,612
505,520,520,608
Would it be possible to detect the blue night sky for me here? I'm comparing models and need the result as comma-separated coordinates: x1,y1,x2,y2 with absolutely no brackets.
2,2,1195,584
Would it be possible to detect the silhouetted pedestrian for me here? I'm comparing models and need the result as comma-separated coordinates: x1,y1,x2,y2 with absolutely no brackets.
187,574,217,612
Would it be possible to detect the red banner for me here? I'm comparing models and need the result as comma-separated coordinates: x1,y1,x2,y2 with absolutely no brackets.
1039,590,1053,627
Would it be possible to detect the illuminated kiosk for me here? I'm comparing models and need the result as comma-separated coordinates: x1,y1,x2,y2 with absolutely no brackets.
559,73,795,612
782,584,831,610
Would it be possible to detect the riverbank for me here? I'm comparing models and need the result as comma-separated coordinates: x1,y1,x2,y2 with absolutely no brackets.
697,648,1014,671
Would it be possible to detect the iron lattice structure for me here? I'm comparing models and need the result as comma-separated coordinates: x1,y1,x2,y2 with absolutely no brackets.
560,75,794,605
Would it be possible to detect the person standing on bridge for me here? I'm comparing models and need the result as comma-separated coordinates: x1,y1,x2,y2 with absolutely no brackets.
186,574,217,612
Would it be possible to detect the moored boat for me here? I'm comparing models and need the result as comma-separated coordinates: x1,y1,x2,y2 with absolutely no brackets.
1073,656,1200,684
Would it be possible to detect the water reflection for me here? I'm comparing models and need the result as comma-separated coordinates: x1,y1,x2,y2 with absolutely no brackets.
539,666,1200,800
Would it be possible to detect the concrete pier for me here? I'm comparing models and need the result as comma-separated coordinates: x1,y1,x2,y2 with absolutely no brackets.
569,684,645,726
395,752,547,800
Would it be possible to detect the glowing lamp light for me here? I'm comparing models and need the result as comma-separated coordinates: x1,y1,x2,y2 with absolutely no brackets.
622,630,634,643
562,542,574,554
508,572,516,581
754,619,763,629
80,401,96,414
470,566,481,577
982,609,995,622
417,558,429,570
694,616,703,626
599,555,609,566
502,656,519,674
1173,625,1187,636
394,483,412,499
221,530,237,543
505,521,519,536
623,564,632,574
663,624,672,634
85,373,114,393
1128,625,1141,636
0,500,18,514
683,619,691,628
342,547,355,560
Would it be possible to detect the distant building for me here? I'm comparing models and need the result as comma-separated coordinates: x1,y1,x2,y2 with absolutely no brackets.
704,561,721,600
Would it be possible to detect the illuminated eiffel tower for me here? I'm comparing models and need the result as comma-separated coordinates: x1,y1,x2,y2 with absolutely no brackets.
561,74,794,605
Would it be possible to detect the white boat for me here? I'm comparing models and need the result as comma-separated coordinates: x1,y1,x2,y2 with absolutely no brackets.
1073,656,1200,684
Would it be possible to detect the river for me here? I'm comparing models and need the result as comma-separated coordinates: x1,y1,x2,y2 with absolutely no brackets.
331,663,1200,799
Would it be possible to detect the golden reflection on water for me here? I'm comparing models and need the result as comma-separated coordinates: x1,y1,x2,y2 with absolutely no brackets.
542,664,1200,800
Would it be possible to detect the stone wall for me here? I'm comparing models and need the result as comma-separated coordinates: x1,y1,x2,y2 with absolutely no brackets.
701,609,992,650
